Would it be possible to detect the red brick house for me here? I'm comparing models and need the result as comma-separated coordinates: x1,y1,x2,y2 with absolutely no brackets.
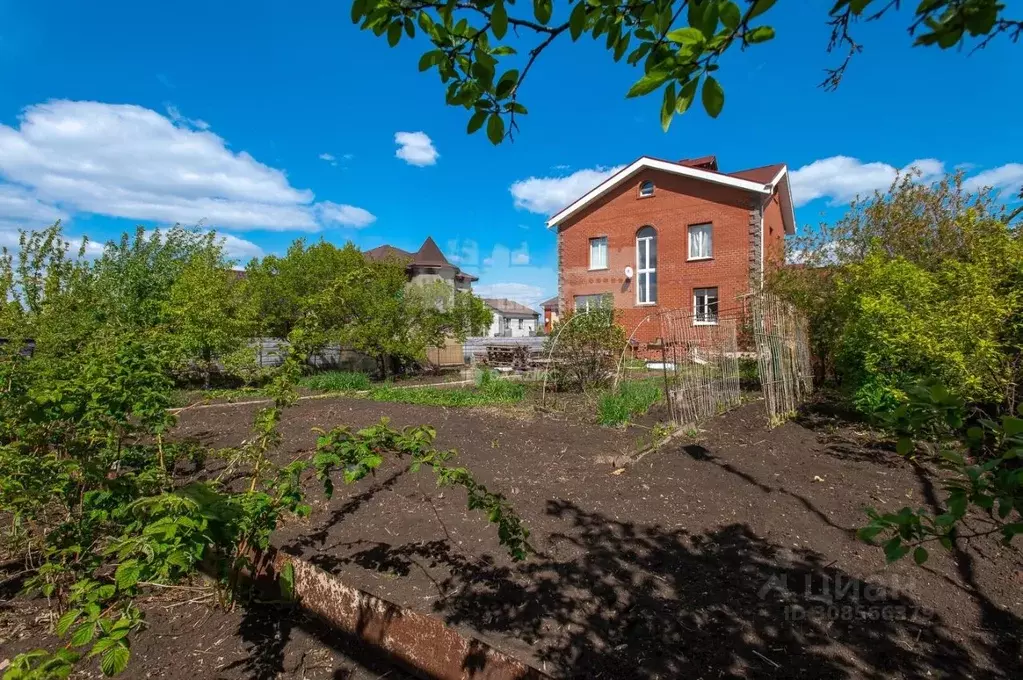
547,155,796,343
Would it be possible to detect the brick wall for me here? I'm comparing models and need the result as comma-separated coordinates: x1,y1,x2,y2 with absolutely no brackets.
556,168,782,344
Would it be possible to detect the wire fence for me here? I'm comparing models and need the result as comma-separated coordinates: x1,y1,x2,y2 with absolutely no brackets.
657,310,743,426
749,291,814,424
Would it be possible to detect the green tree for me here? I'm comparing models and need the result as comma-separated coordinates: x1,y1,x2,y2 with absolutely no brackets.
773,172,1023,415
353,0,1022,142
167,250,251,387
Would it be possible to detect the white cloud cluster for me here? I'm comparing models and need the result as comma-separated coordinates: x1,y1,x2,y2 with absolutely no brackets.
316,201,376,228
0,100,374,232
789,156,945,207
510,165,625,215
394,131,439,166
964,163,1023,196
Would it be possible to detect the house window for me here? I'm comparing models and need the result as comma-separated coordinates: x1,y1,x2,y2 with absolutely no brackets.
518,318,523,329
574,294,608,312
694,287,719,325
639,180,655,197
636,226,657,305
688,223,712,260
589,237,608,270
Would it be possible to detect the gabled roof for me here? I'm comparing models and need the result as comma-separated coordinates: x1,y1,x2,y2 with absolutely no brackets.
364,244,412,262
483,298,539,317
540,296,559,310
364,237,478,282
412,236,450,267
545,156,796,235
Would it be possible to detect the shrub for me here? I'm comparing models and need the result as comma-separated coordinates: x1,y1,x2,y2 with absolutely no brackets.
773,172,1023,417
300,370,372,392
544,304,627,392
597,380,662,427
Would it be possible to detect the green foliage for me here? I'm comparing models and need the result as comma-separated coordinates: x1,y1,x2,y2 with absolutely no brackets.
313,418,531,560
366,375,526,408
545,304,627,391
858,383,1023,565
597,380,662,427
774,173,1023,417
354,0,1021,139
0,224,529,678
299,370,372,392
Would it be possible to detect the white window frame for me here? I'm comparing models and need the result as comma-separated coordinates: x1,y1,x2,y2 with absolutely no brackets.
639,180,655,197
636,228,657,306
588,236,608,270
688,223,713,260
574,294,607,313
693,287,719,326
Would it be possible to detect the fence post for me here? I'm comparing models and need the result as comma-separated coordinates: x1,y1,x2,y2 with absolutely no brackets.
659,340,676,424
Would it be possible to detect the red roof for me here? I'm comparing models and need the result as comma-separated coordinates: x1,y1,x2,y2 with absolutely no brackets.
364,237,478,282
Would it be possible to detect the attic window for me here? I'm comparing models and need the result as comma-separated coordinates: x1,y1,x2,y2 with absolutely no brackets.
639,180,655,197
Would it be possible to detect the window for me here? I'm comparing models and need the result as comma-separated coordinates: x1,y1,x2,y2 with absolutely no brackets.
518,318,523,329
639,180,655,197
694,287,719,325
574,294,608,312
688,223,712,260
589,237,608,270
636,226,657,305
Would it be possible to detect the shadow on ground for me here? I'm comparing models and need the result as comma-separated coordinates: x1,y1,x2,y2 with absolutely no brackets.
304,496,1017,679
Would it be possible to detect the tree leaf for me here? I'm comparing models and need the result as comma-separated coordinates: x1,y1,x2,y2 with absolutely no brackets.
495,69,519,98
626,70,669,98
660,82,676,132
913,546,928,565
569,2,588,40
114,561,141,591
492,0,508,39
467,109,488,134
666,27,705,45
675,77,698,113
895,437,914,456
720,1,741,30
701,75,724,117
55,609,83,637
748,0,778,20
486,113,505,145
747,25,776,43
387,21,402,47
883,537,910,563
533,0,552,25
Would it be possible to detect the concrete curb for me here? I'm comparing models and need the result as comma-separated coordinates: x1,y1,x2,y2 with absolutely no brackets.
247,546,551,680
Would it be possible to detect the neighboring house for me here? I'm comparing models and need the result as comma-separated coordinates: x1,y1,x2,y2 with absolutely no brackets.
541,296,559,333
364,236,477,291
482,298,540,338
547,155,795,343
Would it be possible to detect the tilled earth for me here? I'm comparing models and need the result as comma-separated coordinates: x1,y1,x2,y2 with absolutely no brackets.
5,396,1022,678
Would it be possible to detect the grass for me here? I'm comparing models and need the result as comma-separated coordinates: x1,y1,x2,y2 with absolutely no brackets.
298,370,372,392
597,379,663,427
170,386,266,406
366,370,525,408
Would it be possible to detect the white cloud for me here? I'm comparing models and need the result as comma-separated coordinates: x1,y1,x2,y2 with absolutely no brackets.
318,153,336,162
789,156,944,207
316,201,376,228
963,163,1023,197
165,104,210,131
511,242,530,265
394,131,438,166
473,283,547,310
0,184,67,222
510,165,625,215
218,233,265,261
0,100,374,232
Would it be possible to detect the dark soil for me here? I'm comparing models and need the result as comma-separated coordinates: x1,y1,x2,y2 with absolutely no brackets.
165,395,1023,678
8,395,1021,678
0,568,412,679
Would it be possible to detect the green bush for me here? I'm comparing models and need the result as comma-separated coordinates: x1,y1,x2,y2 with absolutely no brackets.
300,370,372,392
368,374,524,407
597,380,662,427
544,304,627,391
774,172,1023,417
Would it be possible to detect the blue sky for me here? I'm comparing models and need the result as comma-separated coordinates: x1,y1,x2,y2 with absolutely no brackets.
1,1,1020,308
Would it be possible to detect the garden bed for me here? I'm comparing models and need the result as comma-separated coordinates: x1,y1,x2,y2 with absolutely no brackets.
159,395,1023,679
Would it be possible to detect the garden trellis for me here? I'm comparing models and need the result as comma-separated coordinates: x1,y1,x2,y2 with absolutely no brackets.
749,291,814,424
